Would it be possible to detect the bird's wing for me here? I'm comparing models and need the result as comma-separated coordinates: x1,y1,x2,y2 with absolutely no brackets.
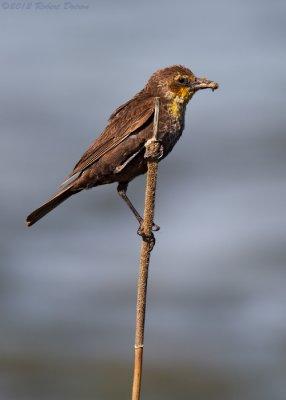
108,89,145,121
70,95,155,177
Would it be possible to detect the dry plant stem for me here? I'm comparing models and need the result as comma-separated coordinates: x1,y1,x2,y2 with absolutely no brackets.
131,98,161,400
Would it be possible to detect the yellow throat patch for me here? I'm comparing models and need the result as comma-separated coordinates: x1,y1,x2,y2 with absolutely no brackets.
168,86,192,118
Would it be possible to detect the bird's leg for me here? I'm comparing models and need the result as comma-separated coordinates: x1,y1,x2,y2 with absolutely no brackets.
117,183,160,233
117,182,143,226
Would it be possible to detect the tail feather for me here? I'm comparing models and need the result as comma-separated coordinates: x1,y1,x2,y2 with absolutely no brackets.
26,187,78,227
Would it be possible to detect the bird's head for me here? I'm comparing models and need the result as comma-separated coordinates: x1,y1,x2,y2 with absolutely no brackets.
145,65,218,117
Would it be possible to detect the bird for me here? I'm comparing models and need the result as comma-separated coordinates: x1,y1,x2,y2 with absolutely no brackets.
26,65,218,230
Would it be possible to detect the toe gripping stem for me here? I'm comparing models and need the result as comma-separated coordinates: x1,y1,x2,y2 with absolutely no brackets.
137,225,156,251
138,134,163,251
144,138,163,162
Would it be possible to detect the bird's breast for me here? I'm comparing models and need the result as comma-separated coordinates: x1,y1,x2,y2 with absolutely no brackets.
159,101,185,133
158,120,184,158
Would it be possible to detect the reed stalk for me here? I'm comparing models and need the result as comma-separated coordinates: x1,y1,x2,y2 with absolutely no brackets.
131,97,161,400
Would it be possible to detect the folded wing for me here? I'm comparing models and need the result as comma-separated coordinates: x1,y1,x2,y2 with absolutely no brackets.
62,95,155,187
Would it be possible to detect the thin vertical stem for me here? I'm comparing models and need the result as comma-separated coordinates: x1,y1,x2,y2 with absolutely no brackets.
131,98,160,400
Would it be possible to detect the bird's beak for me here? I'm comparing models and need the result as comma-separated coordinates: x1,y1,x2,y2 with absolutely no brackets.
191,77,219,92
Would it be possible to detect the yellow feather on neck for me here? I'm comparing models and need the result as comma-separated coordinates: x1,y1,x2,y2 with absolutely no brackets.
168,87,192,118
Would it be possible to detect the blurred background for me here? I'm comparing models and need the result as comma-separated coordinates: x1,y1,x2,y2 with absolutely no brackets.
1,0,286,399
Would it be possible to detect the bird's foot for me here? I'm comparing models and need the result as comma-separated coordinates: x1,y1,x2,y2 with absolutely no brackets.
137,227,156,250
137,218,160,233
152,222,160,231
144,139,164,160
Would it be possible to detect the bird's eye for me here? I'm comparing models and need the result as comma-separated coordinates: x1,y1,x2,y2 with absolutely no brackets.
177,76,189,85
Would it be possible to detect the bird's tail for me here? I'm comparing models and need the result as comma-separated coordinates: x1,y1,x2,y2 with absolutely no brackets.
26,186,79,227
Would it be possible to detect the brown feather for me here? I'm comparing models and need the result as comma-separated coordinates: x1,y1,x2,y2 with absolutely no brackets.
26,65,218,227
26,187,79,227
70,95,155,176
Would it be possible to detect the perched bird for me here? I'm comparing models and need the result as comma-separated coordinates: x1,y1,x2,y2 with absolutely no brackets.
26,65,218,229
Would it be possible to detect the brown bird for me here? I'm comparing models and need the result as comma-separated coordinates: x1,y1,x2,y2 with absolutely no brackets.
26,65,218,229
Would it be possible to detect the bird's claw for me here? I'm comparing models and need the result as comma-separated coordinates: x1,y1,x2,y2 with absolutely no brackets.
152,223,160,231
137,219,160,233
144,140,164,160
137,223,157,250
137,228,156,250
